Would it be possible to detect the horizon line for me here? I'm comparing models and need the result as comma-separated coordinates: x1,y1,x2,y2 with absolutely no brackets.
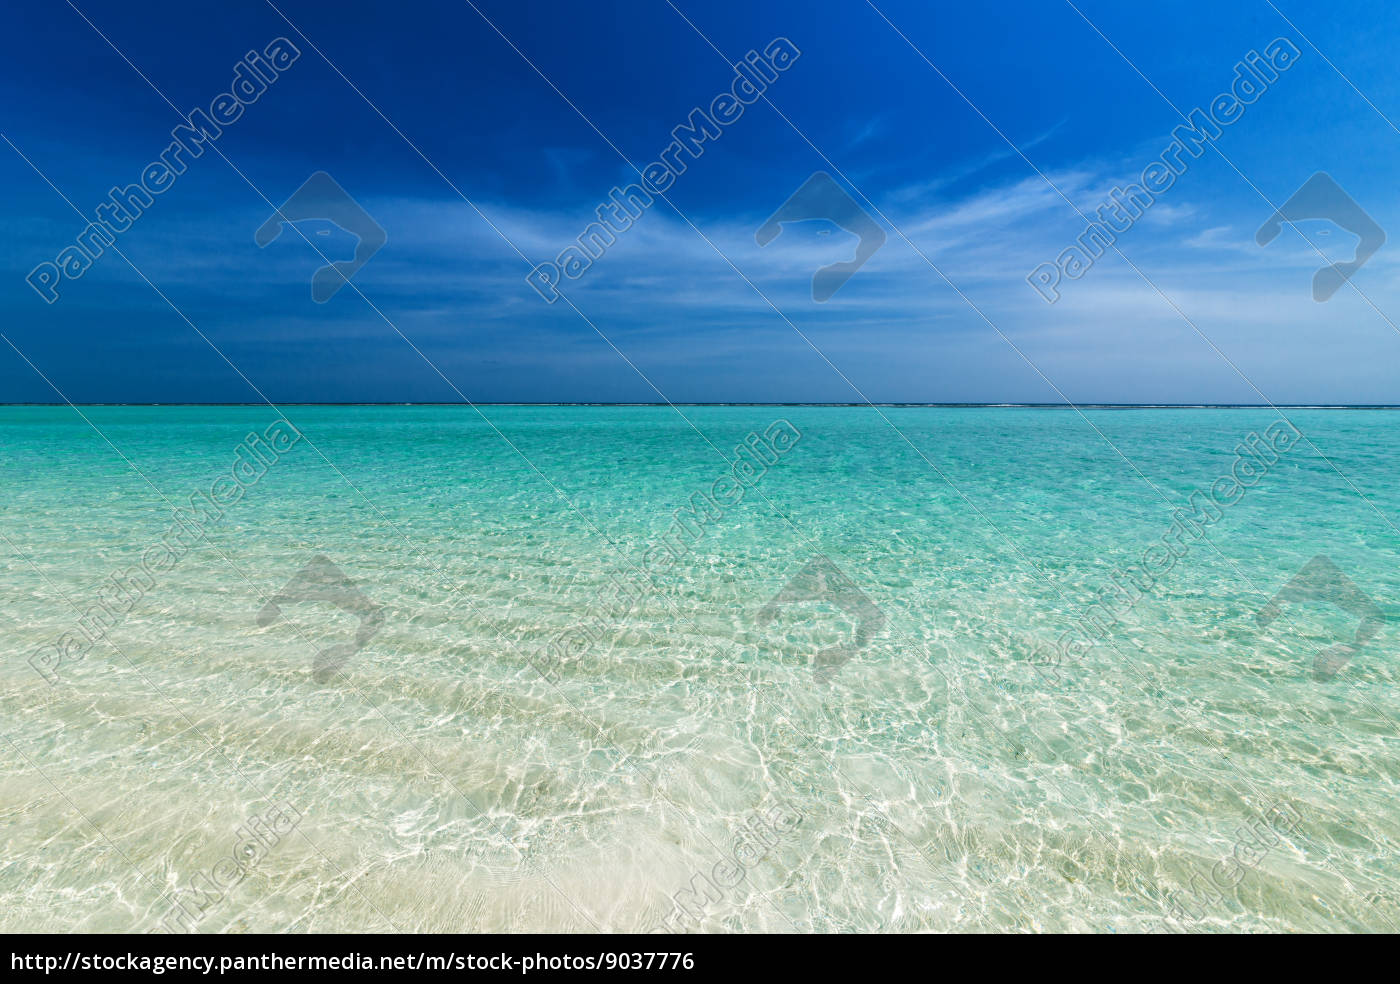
4,402,1400,409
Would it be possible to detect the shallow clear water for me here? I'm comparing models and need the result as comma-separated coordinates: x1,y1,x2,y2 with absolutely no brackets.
2,405,1398,933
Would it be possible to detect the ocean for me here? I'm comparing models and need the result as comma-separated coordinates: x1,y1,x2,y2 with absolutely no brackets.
2,405,1398,932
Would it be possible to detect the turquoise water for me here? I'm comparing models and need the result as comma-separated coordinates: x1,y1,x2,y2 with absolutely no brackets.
2,405,1399,933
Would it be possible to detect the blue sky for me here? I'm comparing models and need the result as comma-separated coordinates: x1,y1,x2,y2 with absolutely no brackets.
4,0,1400,403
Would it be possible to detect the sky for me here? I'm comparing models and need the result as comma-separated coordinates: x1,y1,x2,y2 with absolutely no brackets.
4,0,1400,404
